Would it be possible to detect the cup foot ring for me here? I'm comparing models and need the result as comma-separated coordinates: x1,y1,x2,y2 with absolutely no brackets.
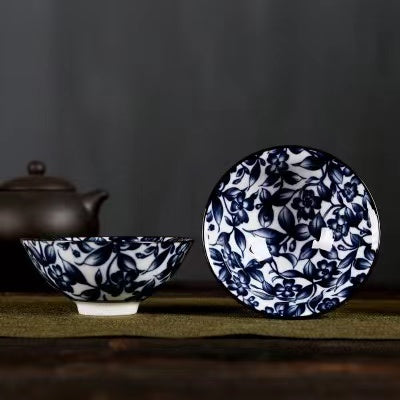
74,301,140,316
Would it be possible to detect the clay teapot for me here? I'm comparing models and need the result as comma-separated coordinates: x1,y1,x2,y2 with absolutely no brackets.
0,160,108,239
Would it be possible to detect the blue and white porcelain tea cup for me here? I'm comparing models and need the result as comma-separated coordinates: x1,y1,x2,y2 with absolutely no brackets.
22,236,193,316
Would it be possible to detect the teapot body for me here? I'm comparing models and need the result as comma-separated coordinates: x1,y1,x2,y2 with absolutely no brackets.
0,192,100,240
0,161,108,291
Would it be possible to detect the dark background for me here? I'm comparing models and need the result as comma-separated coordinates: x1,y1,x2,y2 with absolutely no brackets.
0,1,398,285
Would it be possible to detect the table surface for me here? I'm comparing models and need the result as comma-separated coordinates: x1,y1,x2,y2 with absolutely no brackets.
1,285,400,400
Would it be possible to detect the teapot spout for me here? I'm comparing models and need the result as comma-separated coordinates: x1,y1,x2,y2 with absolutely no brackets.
81,190,109,217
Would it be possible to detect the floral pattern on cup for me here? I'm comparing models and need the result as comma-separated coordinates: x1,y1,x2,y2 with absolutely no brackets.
22,236,193,302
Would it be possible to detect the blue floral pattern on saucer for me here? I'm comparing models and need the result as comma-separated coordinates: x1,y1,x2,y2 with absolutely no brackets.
203,146,380,318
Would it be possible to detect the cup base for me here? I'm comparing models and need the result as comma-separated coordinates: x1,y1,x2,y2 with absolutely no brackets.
74,301,140,316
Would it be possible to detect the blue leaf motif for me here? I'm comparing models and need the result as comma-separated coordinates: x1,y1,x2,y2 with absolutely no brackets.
95,270,102,285
309,293,323,310
309,213,326,239
352,203,364,215
249,228,286,244
338,250,357,269
62,259,87,284
364,247,375,262
117,254,137,272
260,188,271,201
216,232,230,247
295,156,325,170
218,266,231,281
258,204,273,227
336,268,351,287
328,165,343,184
294,224,310,241
77,241,93,253
296,285,313,300
262,280,275,294
287,303,306,317
281,270,303,278
299,240,317,260
234,228,246,252
247,268,264,283
317,182,331,200
271,189,295,206
355,258,372,270
82,243,113,266
265,173,280,186
249,162,261,186
345,208,358,226
252,290,274,300
246,259,263,269
320,246,338,260
278,207,295,233
147,249,170,272
336,287,352,298
209,248,223,262
211,197,223,226
225,216,233,226
282,171,303,185
281,253,298,266
350,233,361,246
45,245,56,264
303,260,315,277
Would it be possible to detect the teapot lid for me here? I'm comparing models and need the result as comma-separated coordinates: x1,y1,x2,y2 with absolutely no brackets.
0,161,76,191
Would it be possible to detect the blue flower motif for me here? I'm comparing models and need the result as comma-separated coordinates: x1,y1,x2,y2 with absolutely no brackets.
292,190,322,220
328,214,350,240
266,149,289,174
317,297,339,312
313,260,339,283
274,279,302,300
342,182,358,202
230,192,256,223
227,270,250,296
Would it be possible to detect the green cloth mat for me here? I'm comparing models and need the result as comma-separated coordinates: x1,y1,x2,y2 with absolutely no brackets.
0,294,400,339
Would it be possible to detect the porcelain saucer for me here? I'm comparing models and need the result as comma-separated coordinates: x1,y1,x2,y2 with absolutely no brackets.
202,146,380,318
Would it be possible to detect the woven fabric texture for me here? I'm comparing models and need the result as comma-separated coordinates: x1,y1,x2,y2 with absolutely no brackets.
0,295,399,339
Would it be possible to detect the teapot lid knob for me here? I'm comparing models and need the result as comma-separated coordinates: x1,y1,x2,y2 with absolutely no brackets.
28,160,46,176
0,160,75,191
